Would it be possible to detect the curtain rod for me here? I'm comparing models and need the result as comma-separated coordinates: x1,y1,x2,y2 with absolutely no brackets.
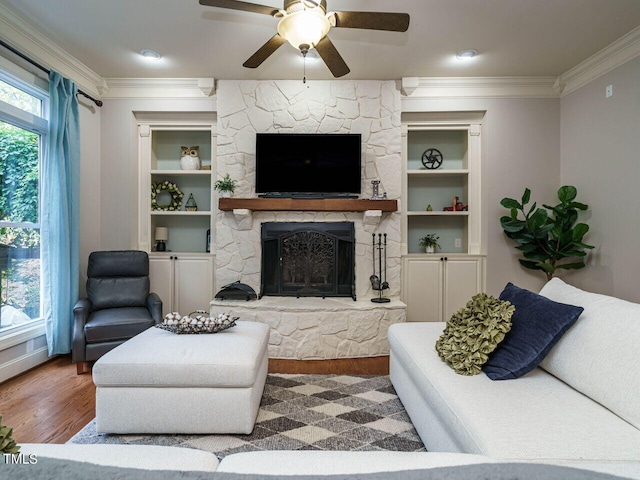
0,39,103,107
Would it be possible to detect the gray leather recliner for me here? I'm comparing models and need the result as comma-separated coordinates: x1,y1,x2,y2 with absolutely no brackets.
72,250,162,371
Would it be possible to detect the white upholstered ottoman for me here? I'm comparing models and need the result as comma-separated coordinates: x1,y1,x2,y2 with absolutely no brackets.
92,321,269,434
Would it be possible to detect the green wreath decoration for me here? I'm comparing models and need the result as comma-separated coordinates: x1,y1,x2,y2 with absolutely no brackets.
151,180,184,211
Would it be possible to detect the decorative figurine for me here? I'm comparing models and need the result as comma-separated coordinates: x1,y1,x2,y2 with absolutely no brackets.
426,204,433,211
443,196,468,211
180,145,200,170
421,148,443,169
370,180,388,200
185,193,198,211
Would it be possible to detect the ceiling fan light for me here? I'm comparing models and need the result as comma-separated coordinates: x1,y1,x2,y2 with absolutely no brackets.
277,9,330,51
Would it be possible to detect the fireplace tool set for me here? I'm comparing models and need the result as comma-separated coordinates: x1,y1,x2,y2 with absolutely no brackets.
370,233,390,303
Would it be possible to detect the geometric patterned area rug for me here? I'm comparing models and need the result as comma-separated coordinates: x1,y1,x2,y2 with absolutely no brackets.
68,374,425,459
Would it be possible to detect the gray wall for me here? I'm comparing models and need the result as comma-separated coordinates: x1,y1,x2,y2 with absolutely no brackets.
560,56,640,302
99,97,216,251
99,93,562,299
402,96,561,296
78,99,102,295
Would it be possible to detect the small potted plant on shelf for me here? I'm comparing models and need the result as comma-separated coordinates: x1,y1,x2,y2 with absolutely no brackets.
214,173,238,198
419,234,440,253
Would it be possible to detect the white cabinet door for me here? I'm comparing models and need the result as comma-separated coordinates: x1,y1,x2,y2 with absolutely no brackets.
403,256,484,323
443,258,484,321
173,256,214,315
405,258,443,322
149,256,174,317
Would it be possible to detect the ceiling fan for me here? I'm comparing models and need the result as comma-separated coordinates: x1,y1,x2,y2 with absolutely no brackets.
199,0,410,77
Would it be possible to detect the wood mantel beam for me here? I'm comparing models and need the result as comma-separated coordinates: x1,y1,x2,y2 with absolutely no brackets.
218,198,397,212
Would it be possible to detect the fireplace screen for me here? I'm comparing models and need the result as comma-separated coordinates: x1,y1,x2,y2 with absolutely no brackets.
261,222,355,300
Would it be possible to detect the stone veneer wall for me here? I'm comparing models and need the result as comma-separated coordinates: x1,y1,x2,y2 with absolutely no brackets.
211,298,406,359
215,80,402,299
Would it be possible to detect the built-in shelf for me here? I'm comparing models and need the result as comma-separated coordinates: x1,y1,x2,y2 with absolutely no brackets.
151,170,212,176
218,198,398,212
407,211,469,216
407,169,469,176
150,211,212,216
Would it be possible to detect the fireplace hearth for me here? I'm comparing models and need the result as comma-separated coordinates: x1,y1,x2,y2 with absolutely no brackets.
261,222,356,300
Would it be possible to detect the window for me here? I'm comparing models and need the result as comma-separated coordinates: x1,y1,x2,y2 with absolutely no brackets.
0,74,48,335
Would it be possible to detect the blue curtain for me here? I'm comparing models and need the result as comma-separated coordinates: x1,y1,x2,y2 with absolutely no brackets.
43,71,80,356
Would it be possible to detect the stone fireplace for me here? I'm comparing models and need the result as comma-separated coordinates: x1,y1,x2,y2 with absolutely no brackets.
212,80,406,360
261,222,355,300
215,80,402,299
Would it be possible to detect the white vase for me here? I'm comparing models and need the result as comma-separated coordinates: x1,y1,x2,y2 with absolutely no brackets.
219,191,231,198
426,246,435,254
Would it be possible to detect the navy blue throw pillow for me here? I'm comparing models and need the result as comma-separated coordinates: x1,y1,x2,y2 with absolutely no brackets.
483,282,583,381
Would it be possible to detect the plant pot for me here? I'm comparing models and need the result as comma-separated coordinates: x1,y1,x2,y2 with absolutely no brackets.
425,246,435,254
219,191,231,198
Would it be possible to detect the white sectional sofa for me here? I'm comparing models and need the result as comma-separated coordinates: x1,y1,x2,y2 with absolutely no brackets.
13,446,634,478
18,445,496,475
388,278,640,480
11,279,640,479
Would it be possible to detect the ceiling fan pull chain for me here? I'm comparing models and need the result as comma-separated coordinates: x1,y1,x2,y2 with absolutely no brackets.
302,50,307,84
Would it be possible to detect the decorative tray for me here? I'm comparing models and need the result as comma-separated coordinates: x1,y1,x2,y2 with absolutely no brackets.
155,311,238,335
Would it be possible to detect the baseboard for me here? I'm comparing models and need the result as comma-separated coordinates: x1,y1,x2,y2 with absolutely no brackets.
0,346,49,383
268,356,389,375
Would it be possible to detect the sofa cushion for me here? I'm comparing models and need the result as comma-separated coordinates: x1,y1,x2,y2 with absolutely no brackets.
19,444,219,472
435,293,514,375
218,451,498,475
84,308,154,343
483,283,583,380
539,278,640,430
388,322,640,462
87,250,151,309
87,277,150,310
88,250,149,277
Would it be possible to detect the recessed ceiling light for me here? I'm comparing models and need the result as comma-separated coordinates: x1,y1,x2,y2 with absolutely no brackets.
139,49,161,60
456,49,479,60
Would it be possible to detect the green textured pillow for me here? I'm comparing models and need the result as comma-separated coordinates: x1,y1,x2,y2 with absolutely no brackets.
435,293,515,375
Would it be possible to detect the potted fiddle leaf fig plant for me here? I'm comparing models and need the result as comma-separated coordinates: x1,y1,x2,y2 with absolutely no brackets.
214,173,238,198
419,233,440,253
500,185,594,280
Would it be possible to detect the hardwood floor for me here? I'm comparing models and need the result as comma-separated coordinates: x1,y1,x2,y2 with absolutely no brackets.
0,354,389,444
0,356,96,444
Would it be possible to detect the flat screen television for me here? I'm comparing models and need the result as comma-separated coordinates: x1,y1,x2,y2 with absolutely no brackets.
255,133,362,198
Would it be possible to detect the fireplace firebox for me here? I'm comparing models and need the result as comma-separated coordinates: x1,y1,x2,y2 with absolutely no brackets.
261,222,356,300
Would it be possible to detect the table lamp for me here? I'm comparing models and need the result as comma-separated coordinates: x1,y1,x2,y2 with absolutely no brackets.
155,227,168,251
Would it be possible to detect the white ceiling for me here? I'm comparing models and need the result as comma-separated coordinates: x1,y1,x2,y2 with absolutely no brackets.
1,0,640,81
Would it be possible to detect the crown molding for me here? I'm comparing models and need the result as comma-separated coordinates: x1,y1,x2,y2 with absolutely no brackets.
0,5,105,98
401,76,558,99
556,26,640,96
102,78,217,99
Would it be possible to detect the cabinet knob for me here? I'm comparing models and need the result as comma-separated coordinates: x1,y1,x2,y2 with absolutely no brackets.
444,257,448,261
440,257,444,261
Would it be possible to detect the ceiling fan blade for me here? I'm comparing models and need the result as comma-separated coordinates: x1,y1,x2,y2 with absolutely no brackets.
314,36,350,78
333,11,410,32
199,0,279,16
243,34,287,68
